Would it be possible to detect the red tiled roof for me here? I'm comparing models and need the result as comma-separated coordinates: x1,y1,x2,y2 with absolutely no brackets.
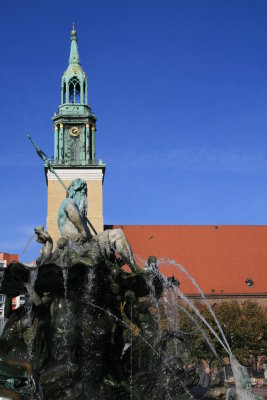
109,225,267,295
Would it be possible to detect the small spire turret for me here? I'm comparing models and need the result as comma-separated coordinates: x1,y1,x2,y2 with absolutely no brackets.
53,23,100,166
69,22,80,65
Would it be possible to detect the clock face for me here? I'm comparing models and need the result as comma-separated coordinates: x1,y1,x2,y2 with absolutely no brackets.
69,126,80,138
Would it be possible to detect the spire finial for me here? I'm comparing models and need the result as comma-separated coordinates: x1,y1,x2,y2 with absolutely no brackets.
69,22,80,65
71,22,77,36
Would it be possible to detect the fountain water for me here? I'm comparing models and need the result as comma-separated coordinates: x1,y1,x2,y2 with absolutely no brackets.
163,259,232,355
26,268,38,360
135,254,264,400
0,246,201,400
0,176,263,400
164,261,265,400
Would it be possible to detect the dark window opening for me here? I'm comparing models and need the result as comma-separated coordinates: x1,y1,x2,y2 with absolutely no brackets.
63,82,66,103
69,77,80,104
83,81,86,103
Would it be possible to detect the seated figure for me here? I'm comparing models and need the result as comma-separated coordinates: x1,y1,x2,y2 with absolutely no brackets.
57,178,142,273
58,178,91,243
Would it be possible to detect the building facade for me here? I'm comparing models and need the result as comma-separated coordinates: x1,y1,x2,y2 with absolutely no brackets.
0,252,18,268
0,253,19,320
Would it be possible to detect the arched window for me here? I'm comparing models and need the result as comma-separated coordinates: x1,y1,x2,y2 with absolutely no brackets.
63,81,66,103
69,77,80,104
83,81,86,104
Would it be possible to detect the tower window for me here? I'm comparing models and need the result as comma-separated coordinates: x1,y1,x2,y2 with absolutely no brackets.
63,82,66,103
69,77,80,104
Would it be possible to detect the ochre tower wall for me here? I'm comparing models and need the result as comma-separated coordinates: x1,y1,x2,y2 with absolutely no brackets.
46,169,104,243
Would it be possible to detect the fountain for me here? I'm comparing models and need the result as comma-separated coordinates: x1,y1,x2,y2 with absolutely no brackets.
0,175,199,399
0,139,263,399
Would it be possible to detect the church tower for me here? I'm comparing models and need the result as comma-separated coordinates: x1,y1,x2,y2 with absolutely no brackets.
46,24,105,242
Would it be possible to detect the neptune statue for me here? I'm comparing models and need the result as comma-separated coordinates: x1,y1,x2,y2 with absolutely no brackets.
57,177,142,273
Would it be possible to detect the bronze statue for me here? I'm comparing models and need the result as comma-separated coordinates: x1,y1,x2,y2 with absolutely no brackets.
34,225,53,264
57,178,142,273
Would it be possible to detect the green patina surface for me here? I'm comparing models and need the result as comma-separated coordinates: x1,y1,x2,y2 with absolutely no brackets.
52,23,105,168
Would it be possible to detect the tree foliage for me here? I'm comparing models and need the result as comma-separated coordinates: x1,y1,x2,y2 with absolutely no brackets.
178,300,267,367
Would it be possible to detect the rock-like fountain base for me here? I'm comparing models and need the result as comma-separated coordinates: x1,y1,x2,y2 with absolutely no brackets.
0,237,198,399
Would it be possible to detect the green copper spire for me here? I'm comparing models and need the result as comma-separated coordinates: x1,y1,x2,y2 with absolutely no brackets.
61,23,86,105
69,22,80,65
52,24,105,171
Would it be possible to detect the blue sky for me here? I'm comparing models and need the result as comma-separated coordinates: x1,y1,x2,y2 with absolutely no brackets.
1,0,267,262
